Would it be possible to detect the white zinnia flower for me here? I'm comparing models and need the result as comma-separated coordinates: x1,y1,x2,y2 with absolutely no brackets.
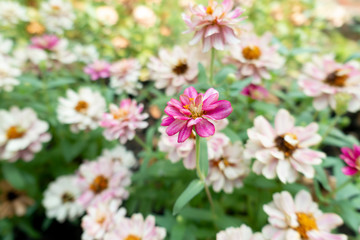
74,45,99,64
0,35,13,55
0,55,21,92
110,59,142,96
57,87,106,133
43,175,84,223
0,1,28,26
99,146,137,169
39,0,75,34
217,224,264,240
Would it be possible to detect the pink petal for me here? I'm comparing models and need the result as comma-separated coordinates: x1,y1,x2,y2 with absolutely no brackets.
166,120,187,136
184,86,198,99
161,116,175,126
342,166,358,176
203,100,232,120
178,126,193,143
203,88,219,100
194,118,215,137
275,109,295,135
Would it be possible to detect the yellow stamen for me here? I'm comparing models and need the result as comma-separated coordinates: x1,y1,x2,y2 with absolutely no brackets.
294,212,318,239
89,175,108,194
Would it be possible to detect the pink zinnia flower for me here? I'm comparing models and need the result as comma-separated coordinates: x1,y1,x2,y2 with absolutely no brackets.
263,190,346,240
100,99,149,144
158,119,230,169
84,60,111,81
105,213,166,240
224,32,285,83
110,58,142,95
298,55,360,112
182,0,245,52
217,224,264,240
340,145,360,176
161,86,232,143
30,34,60,50
241,83,269,100
77,157,131,208
245,109,325,183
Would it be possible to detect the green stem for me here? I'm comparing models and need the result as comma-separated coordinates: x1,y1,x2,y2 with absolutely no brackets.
332,178,353,197
209,48,215,86
322,114,341,141
134,135,148,150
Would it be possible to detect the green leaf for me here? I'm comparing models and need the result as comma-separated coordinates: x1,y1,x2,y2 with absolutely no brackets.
47,78,76,89
1,163,26,189
314,165,331,191
345,53,360,62
196,135,208,178
173,179,204,215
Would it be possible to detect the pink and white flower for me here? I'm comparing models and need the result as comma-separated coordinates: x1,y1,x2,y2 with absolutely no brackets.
161,86,232,143
158,119,230,169
217,224,264,240
0,107,51,162
241,83,269,100
340,145,360,176
81,199,125,240
245,109,325,183
224,32,285,83
77,157,131,208
110,59,142,95
182,0,246,52
57,87,106,133
84,60,111,81
298,55,360,112
148,46,199,96
100,99,149,144
105,213,166,240
30,35,60,51
207,141,250,193
263,190,347,240
99,145,137,169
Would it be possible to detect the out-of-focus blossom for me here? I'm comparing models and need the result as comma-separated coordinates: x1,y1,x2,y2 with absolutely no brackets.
14,47,48,66
0,35,13,55
160,26,172,36
0,181,34,219
298,55,360,113
182,0,246,52
100,99,148,144
57,88,106,133
0,1,28,26
207,142,250,193
224,32,284,83
148,46,199,96
290,5,309,27
314,0,351,27
245,109,325,183
340,145,360,176
49,39,77,64
161,86,232,143
30,35,60,51
0,56,21,92
96,6,119,26
105,213,166,240
234,0,255,8
26,22,45,35
241,84,269,100
84,60,111,81
81,199,125,240
159,119,230,169
43,175,84,223
217,224,264,240
0,107,51,162
132,5,157,28
263,190,346,240
74,45,99,64
77,157,131,208
110,59,142,95
111,36,130,50
99,145,137,169
40,0,75,34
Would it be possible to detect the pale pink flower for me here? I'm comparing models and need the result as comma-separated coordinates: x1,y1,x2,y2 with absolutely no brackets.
224,32,284,83
148,46,199,96
245,109,325,183
30,34,60,50
161,86,232,143
0,107,51,162
81,199,125,240
158,119,230,169
84,60,111,81
100,99,149,144
105,213,166,240
132,5,157,28
241,83,269,100
182,0,246,52
217,224,264,240
207,141,250,193
340,145,360,176
263,190,347,240
76,157,131,208
110,59,142,95
298,55,360,112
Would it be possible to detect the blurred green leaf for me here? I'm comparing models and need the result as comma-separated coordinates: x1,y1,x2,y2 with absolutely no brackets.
196,136,208,178
1,163,26,189
173,180,204,215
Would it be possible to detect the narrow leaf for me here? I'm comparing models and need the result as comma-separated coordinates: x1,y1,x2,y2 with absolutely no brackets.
196,136,209,178
173,179,204,215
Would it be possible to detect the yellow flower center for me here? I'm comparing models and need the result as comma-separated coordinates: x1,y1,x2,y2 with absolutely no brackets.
125,235,141,240
172,60,188,75
183,98,204,119
52,5,61,11
6,126,26,140
275,133,298,157
325,69,348,87
74,100,89,114
112,108,128,120
294,212,318,239
242,46,262,60
212,158,232,171
90,175,108,194
206,6,214,14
